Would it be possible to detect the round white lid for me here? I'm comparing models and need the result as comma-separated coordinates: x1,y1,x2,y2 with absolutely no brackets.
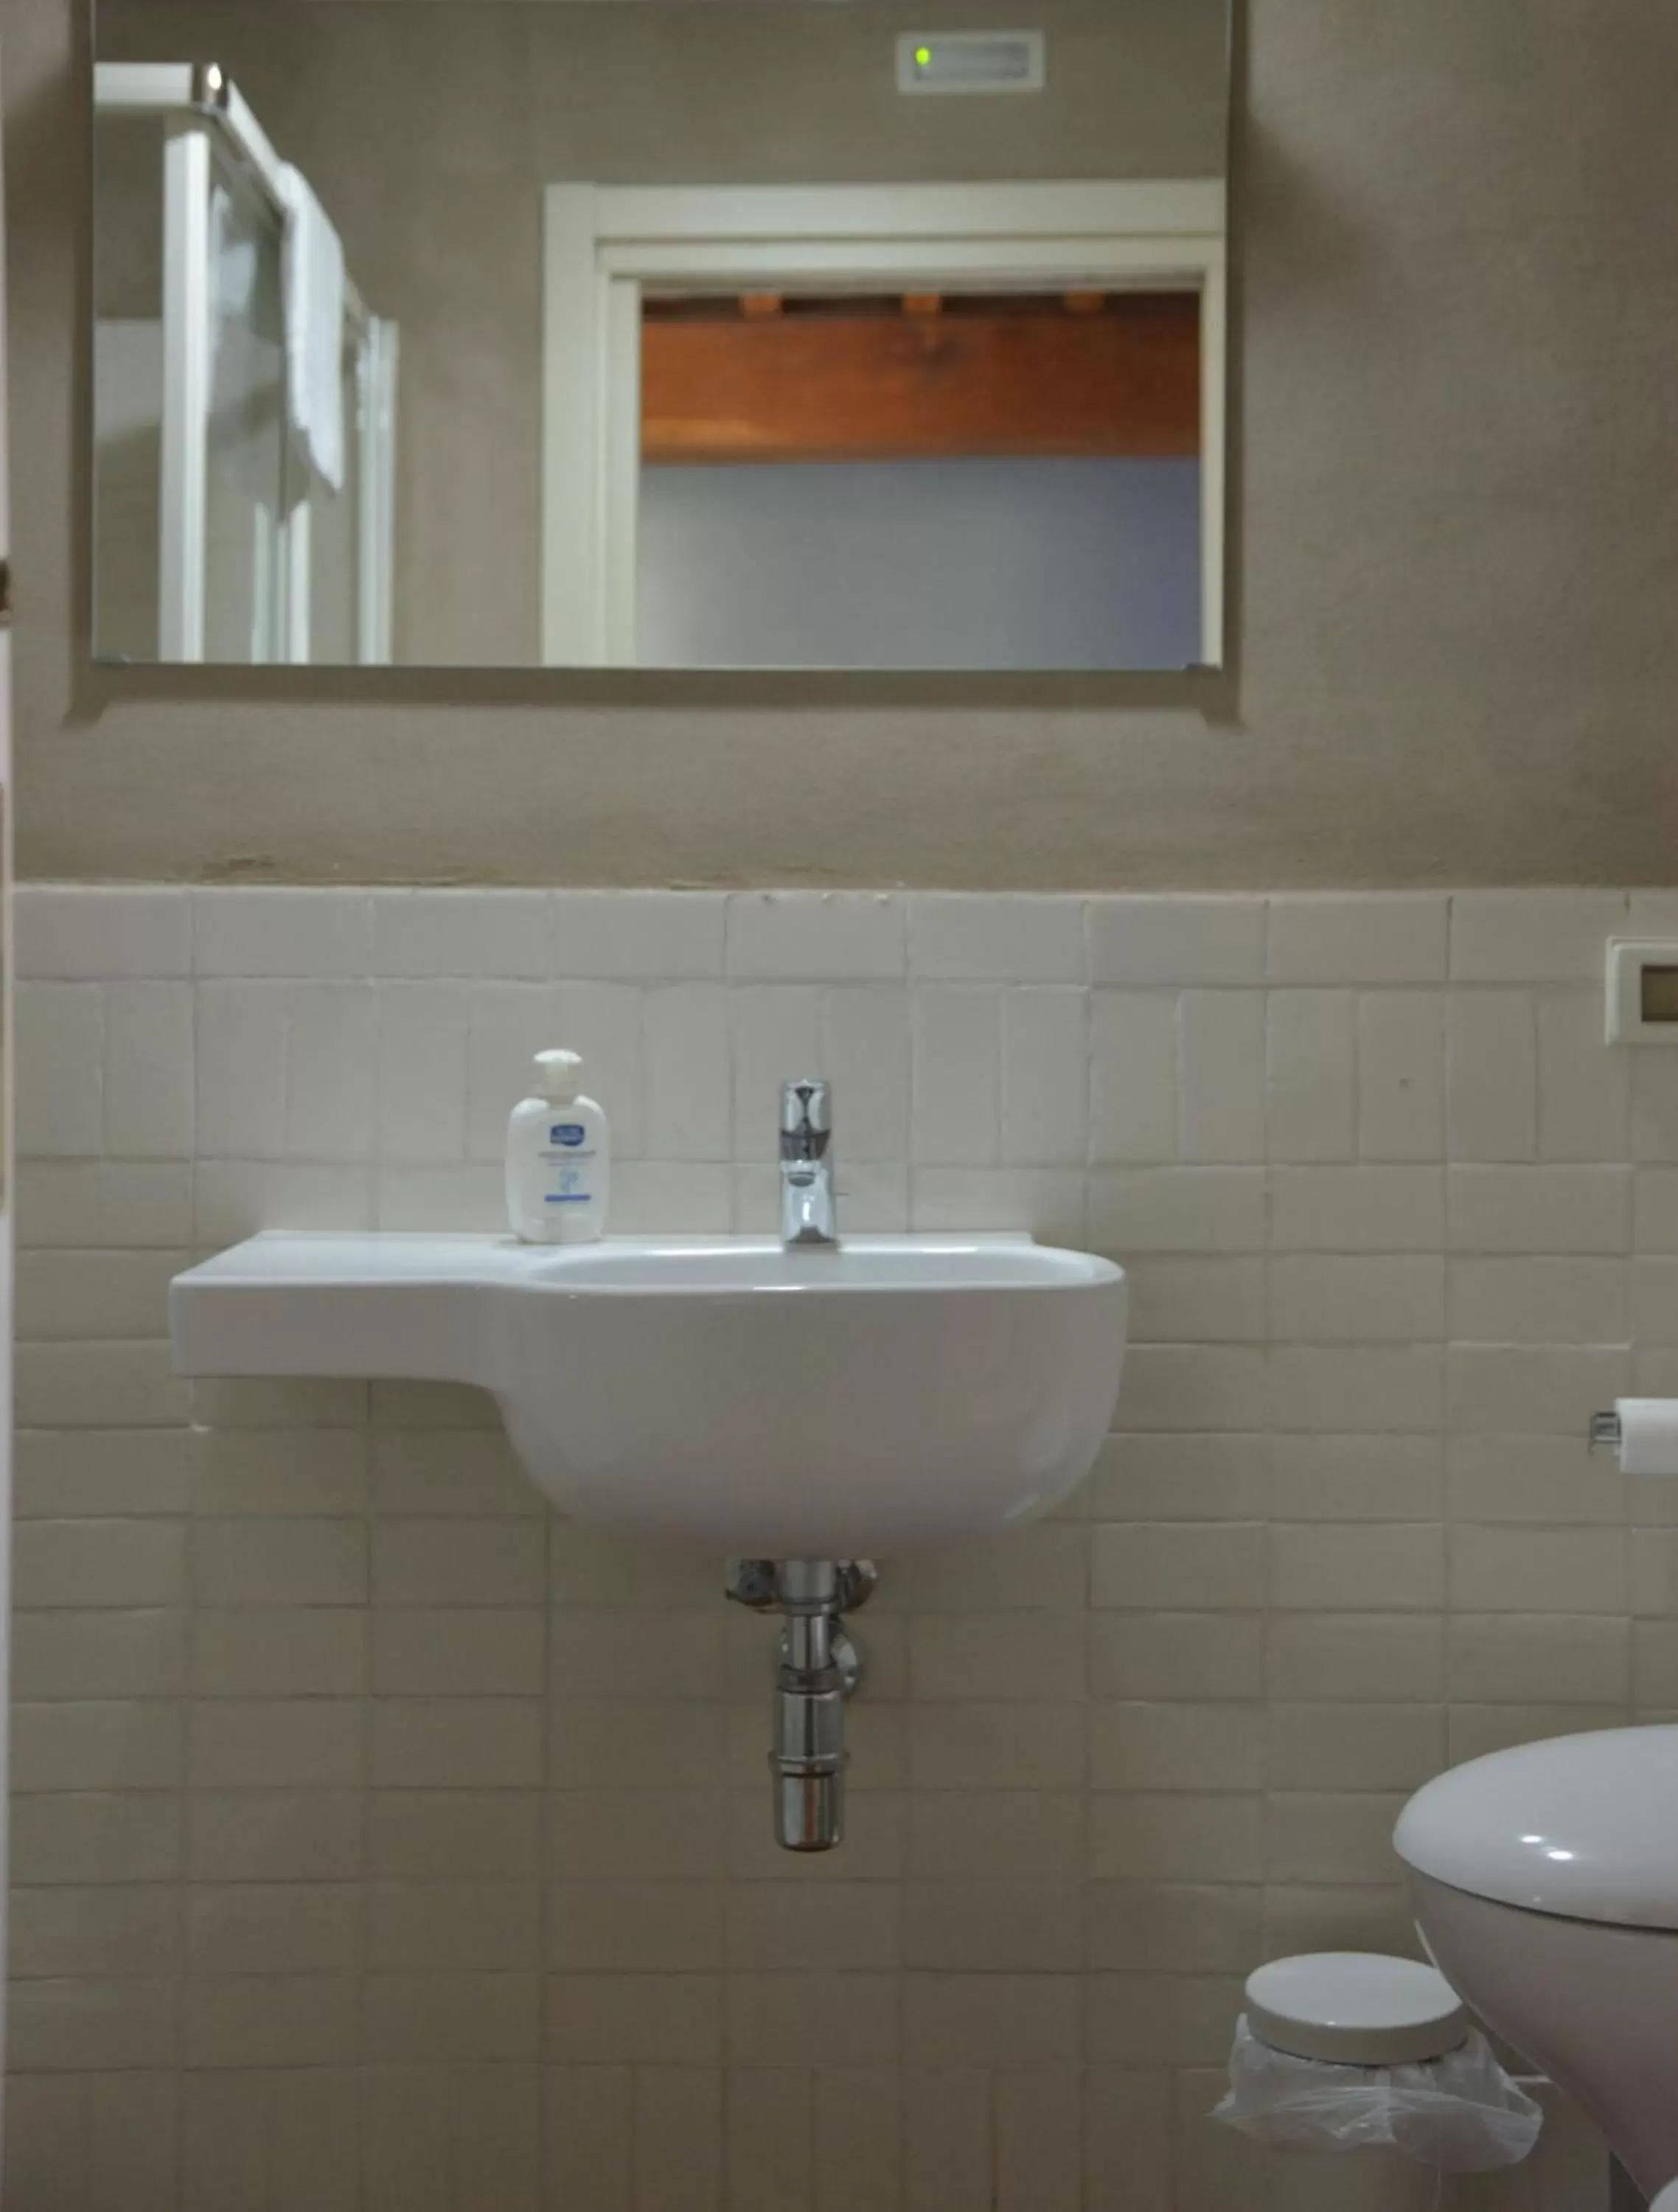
1245,1952,1468,2066
1395,1725,1678,1931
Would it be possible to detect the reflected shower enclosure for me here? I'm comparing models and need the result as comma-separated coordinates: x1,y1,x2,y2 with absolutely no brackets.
93,64,398,664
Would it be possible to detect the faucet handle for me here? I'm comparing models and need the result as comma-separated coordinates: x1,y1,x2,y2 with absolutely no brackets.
780,1077,831,1137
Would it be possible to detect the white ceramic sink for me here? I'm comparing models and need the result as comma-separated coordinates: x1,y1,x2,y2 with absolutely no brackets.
170,1232,1127,1554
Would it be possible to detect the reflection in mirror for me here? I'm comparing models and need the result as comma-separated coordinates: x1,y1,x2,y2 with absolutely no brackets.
636,288,1202,669
92,1,1230,672
94,66,395,664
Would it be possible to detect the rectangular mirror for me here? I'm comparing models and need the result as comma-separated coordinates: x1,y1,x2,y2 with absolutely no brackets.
92,1,1231,672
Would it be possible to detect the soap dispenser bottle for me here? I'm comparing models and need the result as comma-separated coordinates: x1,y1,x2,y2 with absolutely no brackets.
506,1049,610,1245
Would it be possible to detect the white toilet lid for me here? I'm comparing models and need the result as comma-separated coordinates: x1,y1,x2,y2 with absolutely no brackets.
1396,1725,1678,1930
1246,1953,1468,2065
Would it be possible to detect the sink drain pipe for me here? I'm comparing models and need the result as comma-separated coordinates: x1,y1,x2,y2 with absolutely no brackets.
728,1558,876,1851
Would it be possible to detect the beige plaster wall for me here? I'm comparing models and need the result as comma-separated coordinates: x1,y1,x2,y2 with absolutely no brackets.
8,0,1678,886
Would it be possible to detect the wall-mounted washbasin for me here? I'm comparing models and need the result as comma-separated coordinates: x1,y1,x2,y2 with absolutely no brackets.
170,1232,1127,1557
172,1228,1126,1851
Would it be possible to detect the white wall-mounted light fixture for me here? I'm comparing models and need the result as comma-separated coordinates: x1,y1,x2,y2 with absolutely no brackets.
897,31,1046,94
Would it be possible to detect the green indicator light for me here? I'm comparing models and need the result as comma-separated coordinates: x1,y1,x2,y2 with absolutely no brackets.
915,44,933,66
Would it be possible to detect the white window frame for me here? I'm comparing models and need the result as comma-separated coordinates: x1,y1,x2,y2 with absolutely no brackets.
541,178,1227,669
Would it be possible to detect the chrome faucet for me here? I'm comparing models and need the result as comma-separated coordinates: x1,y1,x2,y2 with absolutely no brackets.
780,1079,838,1248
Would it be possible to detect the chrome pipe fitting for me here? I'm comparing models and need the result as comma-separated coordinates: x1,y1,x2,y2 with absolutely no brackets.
726,1555,875,1852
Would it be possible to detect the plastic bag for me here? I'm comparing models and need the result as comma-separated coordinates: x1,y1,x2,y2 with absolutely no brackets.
1212,2017,1543,2173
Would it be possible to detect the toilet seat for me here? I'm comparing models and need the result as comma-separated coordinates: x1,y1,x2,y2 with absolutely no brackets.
1396,1724,1678,1928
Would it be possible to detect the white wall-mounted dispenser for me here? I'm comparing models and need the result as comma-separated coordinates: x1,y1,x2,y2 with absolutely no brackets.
506,1048,610,1245
1606,939,1678,1043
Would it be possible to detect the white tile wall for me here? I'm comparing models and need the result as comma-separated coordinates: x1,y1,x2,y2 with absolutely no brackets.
7,886,1650,2212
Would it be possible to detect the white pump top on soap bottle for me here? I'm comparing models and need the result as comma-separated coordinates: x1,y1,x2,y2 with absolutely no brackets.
506,1049,610,1245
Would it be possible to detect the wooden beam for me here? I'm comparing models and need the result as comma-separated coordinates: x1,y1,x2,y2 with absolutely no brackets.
641,294,1200,465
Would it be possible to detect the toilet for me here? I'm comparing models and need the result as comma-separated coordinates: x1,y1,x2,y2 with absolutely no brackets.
1395,1724,1678,2199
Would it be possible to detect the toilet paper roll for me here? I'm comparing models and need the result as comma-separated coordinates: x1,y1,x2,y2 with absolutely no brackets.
1615,1399,1678,1476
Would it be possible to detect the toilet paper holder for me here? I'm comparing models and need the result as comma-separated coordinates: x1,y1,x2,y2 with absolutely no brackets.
1590,1402,1678,1475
